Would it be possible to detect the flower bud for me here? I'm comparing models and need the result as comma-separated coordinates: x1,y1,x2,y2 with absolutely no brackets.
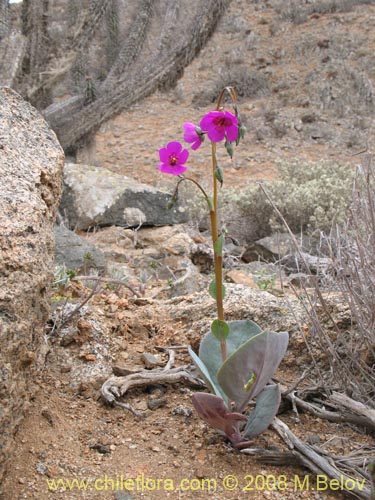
214,165,224,187
167,191,178,209
239,124,246,139
225,140,234,159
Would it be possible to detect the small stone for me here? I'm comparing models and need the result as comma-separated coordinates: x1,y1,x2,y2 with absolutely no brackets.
171,405,192,417
226,269,257,288
142,352,164,369
89,443,111,454
134,400,148,411
151,446,161,452
109,444,116,451
147,398,167,410
307,434,321,445
41,408,54,426
60,364,72,373
294,119,303,132
79,353,97,362
36,463,47,475
114,492,135,500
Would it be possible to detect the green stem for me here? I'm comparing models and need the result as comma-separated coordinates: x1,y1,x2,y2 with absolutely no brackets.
210,142,226,362
207,86,238,364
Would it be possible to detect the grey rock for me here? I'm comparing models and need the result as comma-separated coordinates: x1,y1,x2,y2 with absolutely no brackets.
147,398,167,410
171,405,193,417
246,233,299,261
161,284,306,338
114,492,134,500
0,87,64,482
243,233,319,263
54,225,107,273
142,353,164,369
281,251,332,275
288,272,317,288
60,163,188,230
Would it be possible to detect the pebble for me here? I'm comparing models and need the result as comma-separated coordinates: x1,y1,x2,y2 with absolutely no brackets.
114,492,134,500
36,463,47,475
142,352,164,368
147,398,167,410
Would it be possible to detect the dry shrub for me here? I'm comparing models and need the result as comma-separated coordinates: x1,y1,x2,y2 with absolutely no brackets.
298,156,375,406
223,160,353,244
193,66,270,106
276,0,375,24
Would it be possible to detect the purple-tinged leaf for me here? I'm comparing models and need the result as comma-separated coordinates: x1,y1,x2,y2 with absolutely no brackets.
217,330,288,412
243,384,281,438
192,393,247,447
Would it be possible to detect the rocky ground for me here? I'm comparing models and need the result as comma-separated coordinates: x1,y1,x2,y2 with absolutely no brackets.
2,0,375,499
1,223,371,500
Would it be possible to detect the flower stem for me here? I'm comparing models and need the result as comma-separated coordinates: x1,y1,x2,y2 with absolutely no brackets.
181,176,212,209
210,142,227,362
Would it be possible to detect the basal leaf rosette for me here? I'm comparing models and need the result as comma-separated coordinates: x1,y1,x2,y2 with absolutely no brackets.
189,319,289,447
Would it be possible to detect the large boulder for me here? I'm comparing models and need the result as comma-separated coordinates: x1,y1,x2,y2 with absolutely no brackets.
60,163,188,230
0,87,64,482
54,225,107,274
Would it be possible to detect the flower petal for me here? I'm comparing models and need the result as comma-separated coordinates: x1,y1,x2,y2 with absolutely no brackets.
226,124,238,142
191,139,202,150
224,112,238,142
224,111,237,124
158,162,187,176
207,127,225,142
172,164,187,175
166,141,182,154
200,111,221,132
178,148,189,165
159,147,169,163
183,123,196,142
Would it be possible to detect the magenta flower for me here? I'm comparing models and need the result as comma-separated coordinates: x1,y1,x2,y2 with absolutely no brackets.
200,111,238,143
158,141,189,175
183,122,203,150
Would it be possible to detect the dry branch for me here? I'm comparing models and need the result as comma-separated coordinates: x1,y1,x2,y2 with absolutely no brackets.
101,365,204,412
283,391,375,434
241,417,372,500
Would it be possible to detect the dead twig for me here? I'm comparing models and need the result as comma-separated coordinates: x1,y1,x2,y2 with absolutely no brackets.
101,365,204,410
73,275,141,298
270,417,371,499
150,265,193,299
53,280,100,333
282,391,375,434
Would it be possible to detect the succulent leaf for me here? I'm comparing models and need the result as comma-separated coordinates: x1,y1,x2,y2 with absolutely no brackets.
217,330,289,412
243,384,281,438
188,347,228,404
192,393,247,447
211,319,230,341
199,319,262,374
208,279,226,300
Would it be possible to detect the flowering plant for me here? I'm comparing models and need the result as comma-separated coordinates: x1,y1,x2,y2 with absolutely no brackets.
158,87,288,449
